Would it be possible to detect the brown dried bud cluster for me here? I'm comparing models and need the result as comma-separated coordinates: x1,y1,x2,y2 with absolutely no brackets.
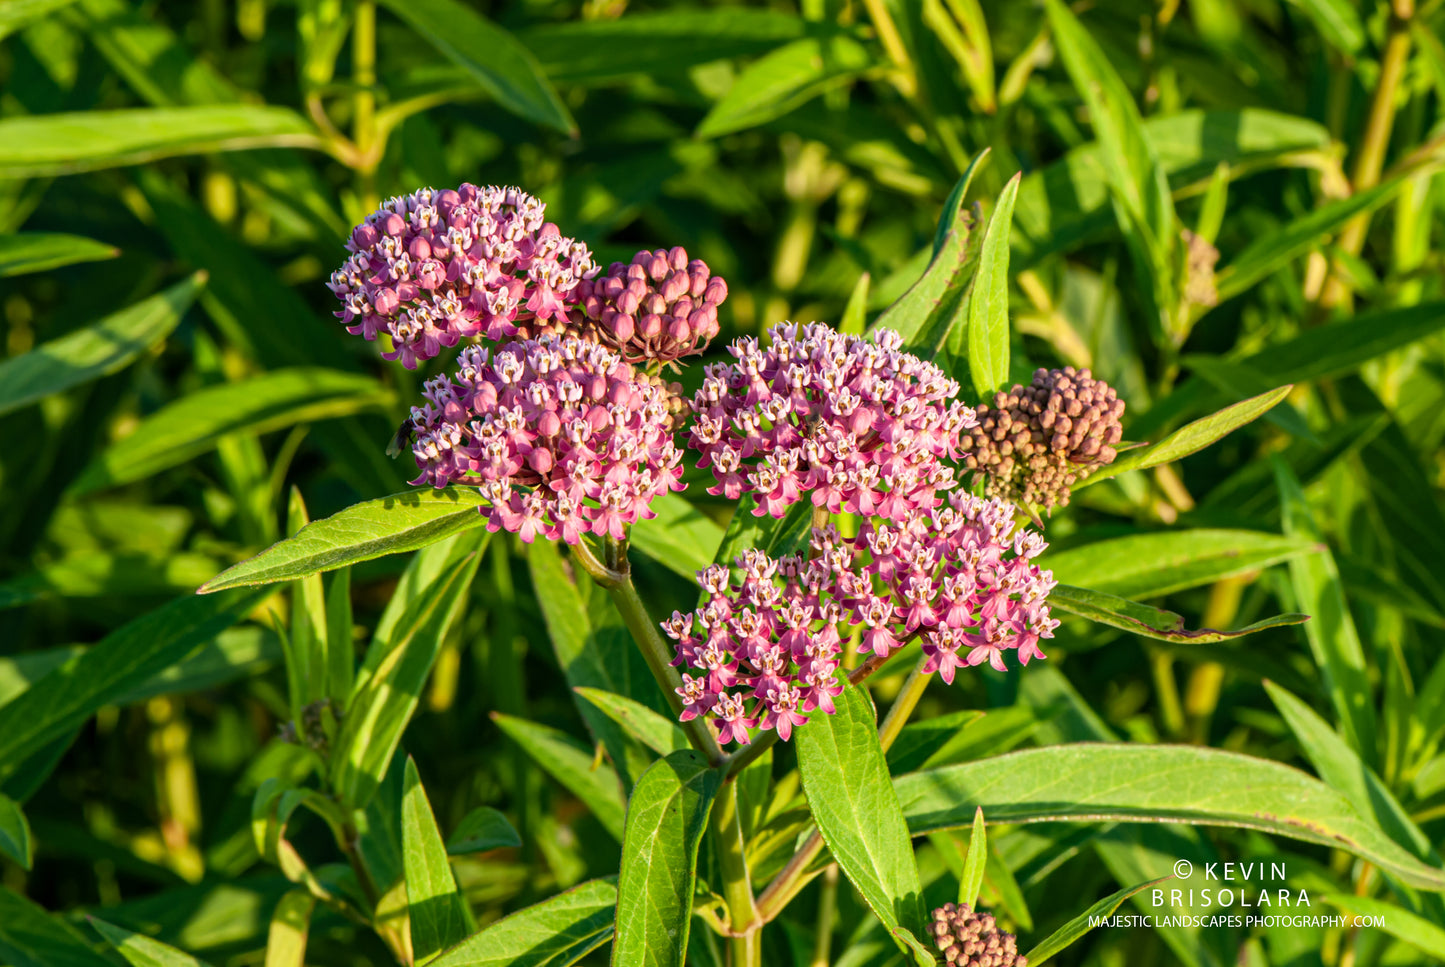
930,903,1026,967
961,367,1125,513
574,246,728,366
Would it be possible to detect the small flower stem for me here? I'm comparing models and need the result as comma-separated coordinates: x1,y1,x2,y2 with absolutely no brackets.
809,864,840,967
876,656,930,752
712,781,762,966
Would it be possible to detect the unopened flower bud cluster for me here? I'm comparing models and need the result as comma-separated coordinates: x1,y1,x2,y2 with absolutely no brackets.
929,904,1026,967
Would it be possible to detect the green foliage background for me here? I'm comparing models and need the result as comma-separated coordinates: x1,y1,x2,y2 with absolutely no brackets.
4,0,1445,965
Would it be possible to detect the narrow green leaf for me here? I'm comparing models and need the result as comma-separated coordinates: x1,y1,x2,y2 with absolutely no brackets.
1081,385,1292,487
841,271,871,335
201,488,487,591
0,889,112,967
628,493,726,580
0,588,267,780
1263,302,1445,385
612,751,719,967
0,552,221,611
89,918,208,967
1022,876,1171,965
74,368,391,493
574,687,689,757
797,678,928,957
403,758,470,961
957,807,986,910
1320,894,1445,959
1049,584,1307,643
894,744,1445,890
492,714,626,842
0,274,202,418
1183,355,1317,442
0,794,32,869
263,890,313,967
446,807,521,855
286,490,330,715
0,232,117,277
1272,458,1377,762
0,0,82,40
0,107,325,177
430,878,617,967
696,34,872,138
324,567,354,705
1285,0,1365,56
885,710,986,774
967,172,1020,398
376,0,574,134
1044,530,1317,599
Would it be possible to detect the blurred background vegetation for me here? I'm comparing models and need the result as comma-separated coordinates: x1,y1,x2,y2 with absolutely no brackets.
5,0,1445,964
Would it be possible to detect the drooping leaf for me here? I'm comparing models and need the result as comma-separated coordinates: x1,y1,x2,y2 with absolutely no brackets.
796,678,929,960
89,918,209,967
1044,529,1317,599
0,107,325,177
1049,584,1307,643
430,878,617,967
696,34,873,138
446,806,521,855
0,275,202,418
1022,876,1171,965
967,173,1020,398
0,794,32,869
894,744,1445,890
612,751,719,967
491,714,627,841
377,0,574,134
0,232,118,277
402,758,470,961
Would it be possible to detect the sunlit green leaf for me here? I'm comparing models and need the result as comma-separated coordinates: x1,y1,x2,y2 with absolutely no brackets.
0,232,117,277
402,757,470,960
966,173,1019,398
430,878,617,967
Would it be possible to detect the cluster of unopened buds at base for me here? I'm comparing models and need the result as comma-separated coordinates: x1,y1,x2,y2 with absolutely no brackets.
929,903,1026,967
573,247,728,365
327,184,597,369
663,492,1056,745
404,335,684,544
689,322,977,522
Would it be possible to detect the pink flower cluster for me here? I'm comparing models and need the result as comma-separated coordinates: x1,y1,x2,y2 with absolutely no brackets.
689,323,977,521
327,185,596,368
405,335,684,544
574,247,728,364
662,492,1056,745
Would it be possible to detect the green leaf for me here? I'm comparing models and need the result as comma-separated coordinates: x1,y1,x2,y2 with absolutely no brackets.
1260,301,1445,385
0,888,113,967
403,758,470,961
74,368,391,494
894,744,1445,890
797,678,928,958
0,106,325,177
696,34,873,138
1044,529,1318,599
430,878,617,967
1273,458,1377,762
886,709,986,774
330,536,482,809
1214,178,1404,303
0,552,221,610
201,488,487,591
1320,894,1445,959
1081,385,1292,487
376,0,574,134
967,173,1020,398
957,807,986,910
324,568,354,705
612,751,719,967
1022,876,1171,965
574,687,690,757
0,232,118,276
262,890,314,967
628,493,726,580
0,794,32,869
1285,0,1365,56
1049,584,1307,643
0,588,267,780
492,714,626,841
285,490,330,715
89,918,209,967
0,275,202,418
0,0,82,40
446,807,521,855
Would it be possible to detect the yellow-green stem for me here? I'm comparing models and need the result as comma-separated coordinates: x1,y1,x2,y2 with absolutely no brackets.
712,782,761,966
351,0,379,202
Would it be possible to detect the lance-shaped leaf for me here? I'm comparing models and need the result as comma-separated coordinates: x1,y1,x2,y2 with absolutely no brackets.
0,794,31,869
893,744,1445,890
696,34,873,138
797,678,929,960
0,888,113,967
263,890,314,967
200,488,488,591
574,687,689,757
1022,876,1171,965
430,878,617,967
0,274,202,418
0,106,325,177
0,232,118,277
403,758,470,961
89,918,209,967
612,751,720,967
447,807,521,855
957,807,987,910
492,714,626,841
1320,894,1445,959
967,173,1021,398
1050,584,1306,643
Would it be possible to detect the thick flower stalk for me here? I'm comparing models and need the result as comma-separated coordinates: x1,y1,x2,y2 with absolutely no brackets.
961,366,1124,512
663,492,1056,745
574,246,729,365
689,322,977,521
327,184,597,368
929,903,1026,967
405,335,684,544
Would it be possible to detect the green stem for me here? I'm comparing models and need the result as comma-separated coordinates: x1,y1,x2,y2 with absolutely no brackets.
809,864,840,967
351,0,379,200
712,782,761,967
877,656,930,751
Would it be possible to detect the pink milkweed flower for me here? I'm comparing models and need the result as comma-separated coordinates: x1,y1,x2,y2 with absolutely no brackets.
689,322,977,523
404,335,684,544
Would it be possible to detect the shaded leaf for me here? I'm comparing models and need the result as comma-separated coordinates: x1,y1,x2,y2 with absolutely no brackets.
492,714,626,841
0,232,117,276
446,807,521,855
0,887,113,967
89,918,208,967
1044,529,1317,599
574,687,689,757
1050,584,1307,643
0,794,32,869
1022,876,1171,965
